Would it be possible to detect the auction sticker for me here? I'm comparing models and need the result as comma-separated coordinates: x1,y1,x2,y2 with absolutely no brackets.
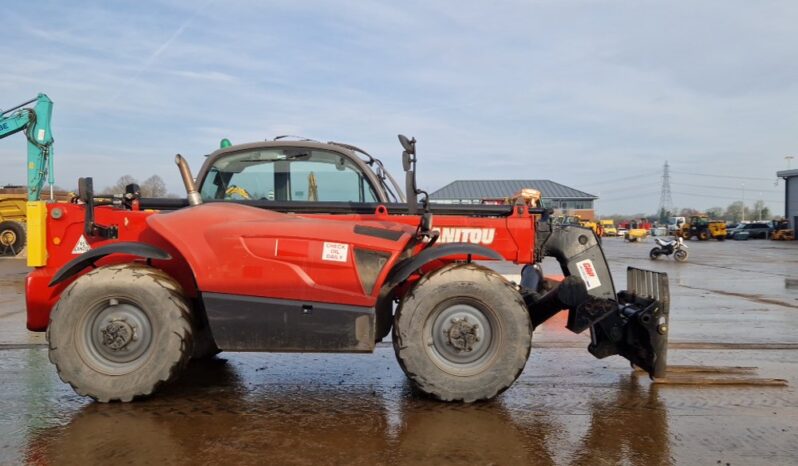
322,242,349,262
576,259,601,290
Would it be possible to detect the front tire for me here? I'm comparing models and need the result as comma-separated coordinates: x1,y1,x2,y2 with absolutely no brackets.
698,231,709,241
393,263,532,402
47,264,193,402
674,249,688,262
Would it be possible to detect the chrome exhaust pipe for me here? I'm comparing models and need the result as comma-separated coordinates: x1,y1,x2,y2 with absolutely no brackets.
175,154,202,206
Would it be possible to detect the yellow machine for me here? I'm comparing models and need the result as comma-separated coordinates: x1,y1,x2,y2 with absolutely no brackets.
623,219,649,242
679,215,726,241
556,215,603,236
0,189,27,256
624,228,647,242
0,186,72,256
578,218,602,236
772,219,795,241
599,219,617,237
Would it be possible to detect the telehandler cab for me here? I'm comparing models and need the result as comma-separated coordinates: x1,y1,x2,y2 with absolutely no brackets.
25,133,670,403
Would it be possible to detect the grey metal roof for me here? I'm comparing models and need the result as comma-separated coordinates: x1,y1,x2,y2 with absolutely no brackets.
777,169,798,178
430,180,597,200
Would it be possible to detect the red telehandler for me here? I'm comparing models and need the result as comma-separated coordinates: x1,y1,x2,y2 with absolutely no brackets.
26,134,669,402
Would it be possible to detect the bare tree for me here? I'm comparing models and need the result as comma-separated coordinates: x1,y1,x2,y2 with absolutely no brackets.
678,207,701,217
724,201,750,223
752,200,770,221
706,207,723,219
102,175,137,195
101,175,168,197
141,175,168,198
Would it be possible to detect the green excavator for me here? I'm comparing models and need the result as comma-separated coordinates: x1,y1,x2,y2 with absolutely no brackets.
0,93,55,264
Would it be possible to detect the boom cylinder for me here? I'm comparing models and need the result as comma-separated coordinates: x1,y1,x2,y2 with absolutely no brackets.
175,154,202,206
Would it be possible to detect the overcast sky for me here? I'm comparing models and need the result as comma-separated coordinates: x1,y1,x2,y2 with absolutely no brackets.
1,0,795,215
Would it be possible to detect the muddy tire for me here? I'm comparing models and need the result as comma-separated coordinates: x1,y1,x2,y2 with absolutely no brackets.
393,263,532,402
0,221,26,256
649,247,661,260
674,249,688,262
698,231,709,241
47,264,193,402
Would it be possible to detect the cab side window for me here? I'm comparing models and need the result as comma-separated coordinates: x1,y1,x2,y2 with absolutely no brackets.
288,159,377,202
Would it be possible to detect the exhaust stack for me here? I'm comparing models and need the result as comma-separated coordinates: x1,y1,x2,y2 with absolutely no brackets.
175,154,202,206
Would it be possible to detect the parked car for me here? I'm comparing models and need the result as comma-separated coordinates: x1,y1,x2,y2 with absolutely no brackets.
726,222,772,240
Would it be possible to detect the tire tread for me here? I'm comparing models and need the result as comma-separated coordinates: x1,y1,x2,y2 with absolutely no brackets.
47,263,193,402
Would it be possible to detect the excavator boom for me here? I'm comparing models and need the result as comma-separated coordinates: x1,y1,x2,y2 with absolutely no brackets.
1,93,54,201
1,93,55,266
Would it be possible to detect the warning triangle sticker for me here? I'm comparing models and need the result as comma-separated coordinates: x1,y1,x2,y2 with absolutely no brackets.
71,235,92,255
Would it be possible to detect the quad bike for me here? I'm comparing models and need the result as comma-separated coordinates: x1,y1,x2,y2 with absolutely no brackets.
649,237,688,262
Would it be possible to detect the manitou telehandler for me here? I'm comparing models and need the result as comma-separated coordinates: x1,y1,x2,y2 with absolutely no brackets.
22,125,669,402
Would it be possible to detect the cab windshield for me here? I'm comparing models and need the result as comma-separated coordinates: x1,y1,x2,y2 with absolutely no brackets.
199,148,379,202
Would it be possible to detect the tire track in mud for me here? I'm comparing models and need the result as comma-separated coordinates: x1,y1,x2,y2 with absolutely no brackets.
509,382,798,412
606,249,798,279
678,284,798,309
690,422,798,461
527,341,798,350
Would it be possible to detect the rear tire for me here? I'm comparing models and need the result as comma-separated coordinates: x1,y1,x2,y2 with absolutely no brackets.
47,264,193,402
393,263,532,402
0,221,26,256
649,247,661,260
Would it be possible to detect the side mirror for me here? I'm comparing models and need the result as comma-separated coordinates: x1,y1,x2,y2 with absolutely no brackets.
399,134,416,172
398,134,415,154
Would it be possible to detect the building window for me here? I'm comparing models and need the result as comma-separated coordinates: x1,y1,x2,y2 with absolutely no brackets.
554,200,593,210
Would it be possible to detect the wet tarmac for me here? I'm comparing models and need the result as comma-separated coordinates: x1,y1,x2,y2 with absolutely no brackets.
1,238,797,465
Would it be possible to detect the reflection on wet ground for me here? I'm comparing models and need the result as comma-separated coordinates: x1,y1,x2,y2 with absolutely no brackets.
3,346,797,465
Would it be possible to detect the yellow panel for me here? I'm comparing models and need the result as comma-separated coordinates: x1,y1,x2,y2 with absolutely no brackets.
26,201,47,267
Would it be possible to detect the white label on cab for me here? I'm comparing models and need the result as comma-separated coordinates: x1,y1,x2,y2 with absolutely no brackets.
322,242,349,262
576,259,601,290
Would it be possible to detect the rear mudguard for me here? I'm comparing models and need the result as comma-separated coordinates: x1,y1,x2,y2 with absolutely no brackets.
49,242,171,286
